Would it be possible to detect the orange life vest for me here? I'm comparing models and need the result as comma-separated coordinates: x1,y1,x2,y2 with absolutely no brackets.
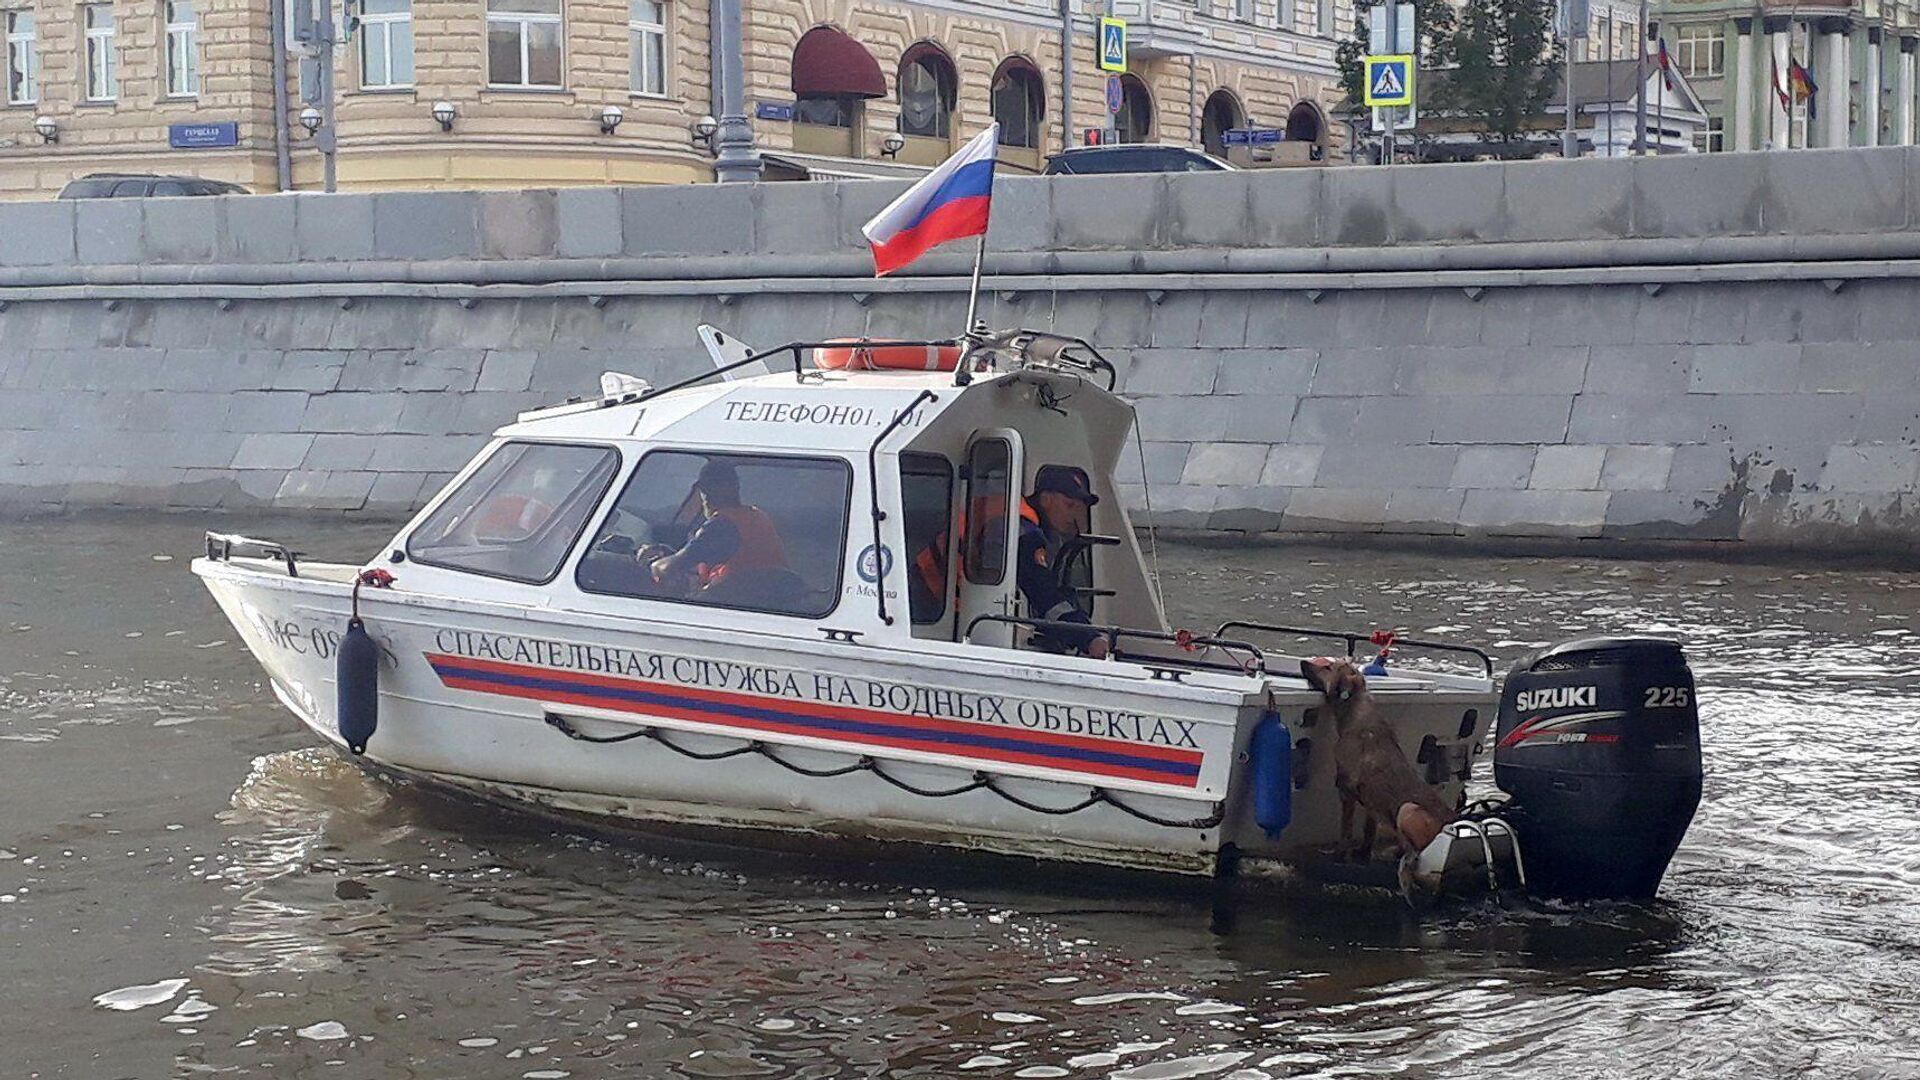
697,504,788,587
914,498,1039,598
470,493,553,542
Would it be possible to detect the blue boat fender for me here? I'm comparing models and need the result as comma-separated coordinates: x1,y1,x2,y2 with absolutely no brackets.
338,568,395,755
1248,711,1293,838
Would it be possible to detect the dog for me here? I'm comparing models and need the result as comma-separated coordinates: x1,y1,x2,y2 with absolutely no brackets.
1300,657,1454,861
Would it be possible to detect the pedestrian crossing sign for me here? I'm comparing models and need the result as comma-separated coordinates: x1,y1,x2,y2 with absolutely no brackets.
1098,17,1127,73
1364,55,1414,107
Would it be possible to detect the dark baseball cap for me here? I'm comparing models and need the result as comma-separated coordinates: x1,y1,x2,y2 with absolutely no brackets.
695,460,739,491
1032,469,1099,505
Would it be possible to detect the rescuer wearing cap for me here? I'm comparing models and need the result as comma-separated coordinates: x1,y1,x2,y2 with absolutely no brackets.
1019,471,1109,660
644,460,788,599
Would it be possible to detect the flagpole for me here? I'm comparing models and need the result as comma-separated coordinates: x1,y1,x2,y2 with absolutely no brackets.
962,230,988,337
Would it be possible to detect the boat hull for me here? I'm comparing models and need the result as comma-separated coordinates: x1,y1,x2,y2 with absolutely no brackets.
197,557,1495,879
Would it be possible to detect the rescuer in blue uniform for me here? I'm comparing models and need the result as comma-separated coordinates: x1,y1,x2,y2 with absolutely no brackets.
1019,470,1109,660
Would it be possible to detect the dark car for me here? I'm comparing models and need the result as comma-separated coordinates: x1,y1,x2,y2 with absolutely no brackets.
1042,145,1233,175
58,173,249,199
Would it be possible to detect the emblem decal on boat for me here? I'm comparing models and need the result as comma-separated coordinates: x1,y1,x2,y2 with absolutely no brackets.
856,544,893,583
424,631,1206,786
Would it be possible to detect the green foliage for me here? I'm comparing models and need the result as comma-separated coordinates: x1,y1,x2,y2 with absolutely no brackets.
1446,0,1564,140
1334,0,1458,106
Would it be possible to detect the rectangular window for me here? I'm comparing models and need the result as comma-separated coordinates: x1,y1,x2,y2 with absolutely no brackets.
1676,24,1724,78
82,2,114,101
164,0,196,96
577,450,851,619
1316,0,1333,35
1593,16,1609,61
628,0,664,96
360,0,413,88
1234,0,1252,22
487,0,562,88
901,453,954,626
5,10,36,104
1699,115,1724,153
407,442,621,584
962,439,1012,586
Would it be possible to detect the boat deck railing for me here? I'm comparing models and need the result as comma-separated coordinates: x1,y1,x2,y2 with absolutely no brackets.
1215,621,1495,678
962,615,1272,681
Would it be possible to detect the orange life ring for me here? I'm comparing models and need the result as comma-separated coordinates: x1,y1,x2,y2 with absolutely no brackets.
814,340,962,372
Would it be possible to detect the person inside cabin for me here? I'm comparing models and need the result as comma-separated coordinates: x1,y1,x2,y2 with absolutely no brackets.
1018,470,1108,660
638,460,796,608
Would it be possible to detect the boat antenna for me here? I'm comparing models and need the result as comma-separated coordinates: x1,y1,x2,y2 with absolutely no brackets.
1132,416,1166,618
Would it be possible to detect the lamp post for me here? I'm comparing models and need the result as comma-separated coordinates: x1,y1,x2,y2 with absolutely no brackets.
707,0,761,181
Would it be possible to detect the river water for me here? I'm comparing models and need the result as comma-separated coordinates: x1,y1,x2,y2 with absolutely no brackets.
3,516,1917,1079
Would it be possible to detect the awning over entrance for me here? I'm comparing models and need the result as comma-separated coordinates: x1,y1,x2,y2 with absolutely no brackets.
791,26,886,99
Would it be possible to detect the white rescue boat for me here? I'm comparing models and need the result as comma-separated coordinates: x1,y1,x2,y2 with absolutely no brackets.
195,327,1700,898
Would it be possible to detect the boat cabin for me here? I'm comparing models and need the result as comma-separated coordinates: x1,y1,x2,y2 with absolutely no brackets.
391,330,1170,664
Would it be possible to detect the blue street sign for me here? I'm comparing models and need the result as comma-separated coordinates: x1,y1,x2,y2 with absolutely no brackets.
1225,127,1283,145
168,122,239,149
755,101,795,122
1363,55,1415,107
1105,75,1123,115
1098,17,1127,73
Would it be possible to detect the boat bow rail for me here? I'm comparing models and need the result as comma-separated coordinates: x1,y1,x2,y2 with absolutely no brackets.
205,532,303,577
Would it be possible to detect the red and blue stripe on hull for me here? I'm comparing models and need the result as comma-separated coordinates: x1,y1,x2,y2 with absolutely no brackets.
425,653,1204,789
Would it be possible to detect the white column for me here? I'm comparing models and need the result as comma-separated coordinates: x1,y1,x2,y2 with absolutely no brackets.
1770,20,1792,147
1899,42,1916,145
1734,19,1756,151
1862,30,1881,146
1820,21,1849,148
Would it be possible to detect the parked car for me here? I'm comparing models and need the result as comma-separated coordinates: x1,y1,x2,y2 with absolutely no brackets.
1042,145,1233,175
57,173,249,199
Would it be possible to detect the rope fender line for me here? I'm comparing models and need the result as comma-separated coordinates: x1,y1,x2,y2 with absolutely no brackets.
541,713,1223,831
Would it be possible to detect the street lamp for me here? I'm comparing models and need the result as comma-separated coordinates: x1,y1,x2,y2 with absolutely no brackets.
298,106,322,135
881,131,905,157
431,101,457,131
691,114,718,148
598,104,624,135
32,115,56,143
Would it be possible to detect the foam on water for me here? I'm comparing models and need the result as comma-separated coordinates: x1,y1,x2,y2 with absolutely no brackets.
297,1021,349,1041
92,978,189,1011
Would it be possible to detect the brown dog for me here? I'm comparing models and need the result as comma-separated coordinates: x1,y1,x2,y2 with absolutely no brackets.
1301,657,1454,860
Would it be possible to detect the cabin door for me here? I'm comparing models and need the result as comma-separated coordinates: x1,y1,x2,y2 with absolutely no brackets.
956,430,1025,648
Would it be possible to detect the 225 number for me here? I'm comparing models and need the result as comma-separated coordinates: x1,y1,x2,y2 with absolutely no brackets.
1644,686,1691,708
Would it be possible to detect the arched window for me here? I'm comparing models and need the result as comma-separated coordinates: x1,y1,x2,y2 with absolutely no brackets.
1200,89,1242,158
898,42,956,139
991,57,1044,149
792,25,884,130
1286,100,1327,159
1116,74,1152,143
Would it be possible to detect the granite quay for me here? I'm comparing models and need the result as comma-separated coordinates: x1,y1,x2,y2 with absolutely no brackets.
4,148,1920,553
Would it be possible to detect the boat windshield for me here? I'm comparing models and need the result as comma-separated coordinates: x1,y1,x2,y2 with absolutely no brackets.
405,441,621,584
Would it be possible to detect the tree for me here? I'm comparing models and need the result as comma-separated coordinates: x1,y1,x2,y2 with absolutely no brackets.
1335,0,1457,107
1445,0,1563,141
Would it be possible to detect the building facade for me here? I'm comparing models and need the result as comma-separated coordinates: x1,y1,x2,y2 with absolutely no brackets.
1655,0,1920,151
0,0,1351,197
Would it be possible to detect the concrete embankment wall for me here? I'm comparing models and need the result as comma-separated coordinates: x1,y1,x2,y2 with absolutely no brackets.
3,148,1919,553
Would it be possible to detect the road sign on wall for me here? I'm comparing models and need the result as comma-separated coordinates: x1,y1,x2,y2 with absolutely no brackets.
1105,75,1123,114
1363,55,1415,107
1098,17,1127,73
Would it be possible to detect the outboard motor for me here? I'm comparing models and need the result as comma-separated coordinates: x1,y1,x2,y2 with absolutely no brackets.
1494,637,1702,900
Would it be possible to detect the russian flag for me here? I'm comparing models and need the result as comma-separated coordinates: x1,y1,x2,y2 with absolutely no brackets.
861,123,998,277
